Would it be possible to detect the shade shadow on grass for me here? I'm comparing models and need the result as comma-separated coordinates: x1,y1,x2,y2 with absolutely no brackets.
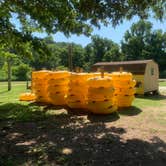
29,102,67,112
29,102,50,107
0,102,166,165
0,102,143,124
0,103,48,122
0,115,166,166
118,106,142,116
63,106,120,123
88,112,120,123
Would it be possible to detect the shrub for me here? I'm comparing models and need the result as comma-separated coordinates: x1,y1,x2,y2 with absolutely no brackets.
160,70,166,78
13,63,31,81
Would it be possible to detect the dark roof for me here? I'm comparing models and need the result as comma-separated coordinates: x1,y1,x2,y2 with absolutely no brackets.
92,60,155,74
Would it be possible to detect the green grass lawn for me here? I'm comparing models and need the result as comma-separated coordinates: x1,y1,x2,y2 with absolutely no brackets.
0,81,165,122
159,81,166,86
0,81,30,103
0,81,48,121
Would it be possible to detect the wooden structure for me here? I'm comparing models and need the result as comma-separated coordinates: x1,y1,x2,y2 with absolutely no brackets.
92,60,159,95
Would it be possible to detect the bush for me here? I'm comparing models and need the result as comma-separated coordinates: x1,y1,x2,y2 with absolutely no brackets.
0,69,7,81
13,63,31,81
160,70,166,78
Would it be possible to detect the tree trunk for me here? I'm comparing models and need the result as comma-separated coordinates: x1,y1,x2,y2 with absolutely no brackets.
7,58,12,91
68,44,73,71
26,79,29,89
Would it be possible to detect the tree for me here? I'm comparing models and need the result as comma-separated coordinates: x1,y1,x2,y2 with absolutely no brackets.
121,20,166,77
29,37,61,70
121,20,152,60
24,37,86,71
0,50,5,68
13,63,31,81
85,35,122,64
0,49,17,90
103,46,124,61
58,43,85,70
70,44,85,69
0,0,165,57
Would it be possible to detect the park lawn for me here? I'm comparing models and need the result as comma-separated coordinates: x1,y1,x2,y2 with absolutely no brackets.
0,81,166,165
0,81,165,121
0,81,30,103
0,82,48,121
159,81,166,86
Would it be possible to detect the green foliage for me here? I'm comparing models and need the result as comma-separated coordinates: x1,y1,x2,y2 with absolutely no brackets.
0,62,8,80
85,35,122,64
32,36,123,72
13,63,31,81
0,0,165,80
0,0,165,58
0,69,6,81
0,54,5,68
72,44,85,68
160,70,166,78
159,81,166,86
121,20,166,76
103,45,124,61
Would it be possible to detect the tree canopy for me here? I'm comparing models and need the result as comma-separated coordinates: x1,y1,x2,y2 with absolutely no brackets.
0,0,165,55
0,1,166,80
85,35,122,65
121,20,166,74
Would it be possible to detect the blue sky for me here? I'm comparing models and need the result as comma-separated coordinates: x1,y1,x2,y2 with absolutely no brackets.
12,13,165,47
34,16,166,47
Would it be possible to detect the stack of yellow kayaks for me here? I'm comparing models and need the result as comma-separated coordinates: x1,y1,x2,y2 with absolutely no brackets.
47,71,70,105
25,70,136,112
111,72,136,107
87,76,117,114
32,70,50,103
93,72,109,77
66,73,93,109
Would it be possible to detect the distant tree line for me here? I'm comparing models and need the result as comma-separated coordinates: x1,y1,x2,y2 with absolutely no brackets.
0,20,166,81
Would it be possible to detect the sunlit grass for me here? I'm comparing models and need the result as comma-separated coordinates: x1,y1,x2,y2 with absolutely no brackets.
0,82,66,121
133,96,165,108
159,81,166,86
0,81,30,103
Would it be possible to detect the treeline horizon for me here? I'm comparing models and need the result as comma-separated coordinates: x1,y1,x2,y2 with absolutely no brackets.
0,20,166,81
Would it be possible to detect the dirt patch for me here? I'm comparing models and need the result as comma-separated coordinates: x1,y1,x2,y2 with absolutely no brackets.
159,86,166,95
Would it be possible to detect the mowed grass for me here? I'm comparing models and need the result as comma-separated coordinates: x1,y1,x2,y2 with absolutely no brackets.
0,81,30,103
0,81,166,122
0,82,51,121
159,81,166,86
